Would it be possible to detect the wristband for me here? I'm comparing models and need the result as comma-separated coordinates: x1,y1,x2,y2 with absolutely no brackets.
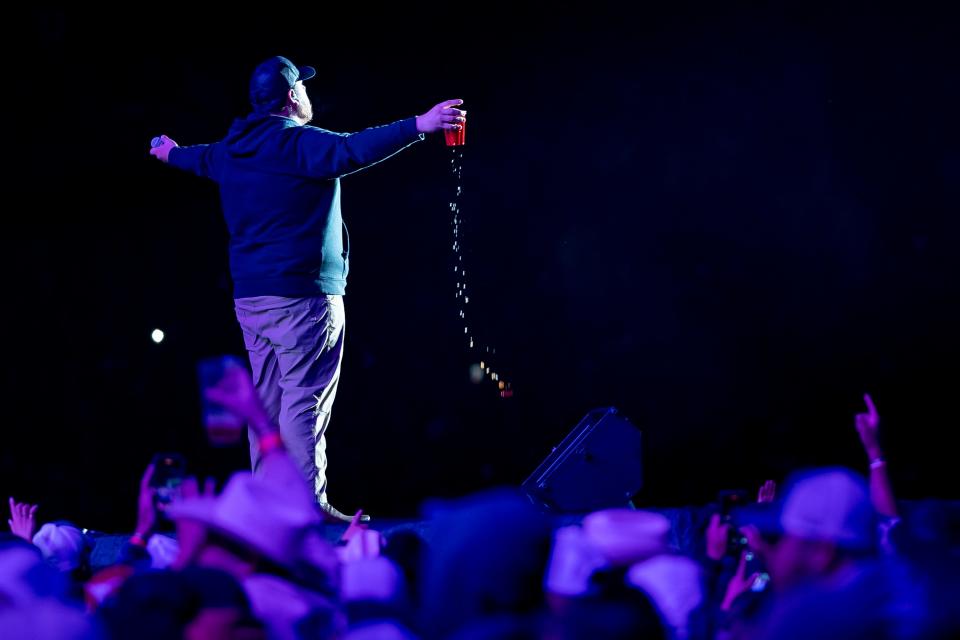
259,432,284,456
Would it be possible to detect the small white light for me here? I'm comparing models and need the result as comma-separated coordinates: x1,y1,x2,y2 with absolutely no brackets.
469,363,484,384
151,329,165,344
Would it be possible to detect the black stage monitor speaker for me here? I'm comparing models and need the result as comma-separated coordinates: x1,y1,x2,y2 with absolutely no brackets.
522,407,643,513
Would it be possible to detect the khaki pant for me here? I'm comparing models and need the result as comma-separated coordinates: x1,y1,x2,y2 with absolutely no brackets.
234,295,345,503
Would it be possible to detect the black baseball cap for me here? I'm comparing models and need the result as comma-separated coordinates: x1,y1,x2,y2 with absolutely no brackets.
249,56,316,112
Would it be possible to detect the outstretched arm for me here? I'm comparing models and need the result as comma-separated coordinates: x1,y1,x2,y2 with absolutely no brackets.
149,135,222,181
856,393,898,518
297,99,466,178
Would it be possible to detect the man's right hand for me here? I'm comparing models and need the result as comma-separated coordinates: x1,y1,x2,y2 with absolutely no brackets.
416,99,466,134
149,135,179,163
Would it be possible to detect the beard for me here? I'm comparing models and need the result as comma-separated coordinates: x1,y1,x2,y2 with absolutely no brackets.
296,97,314,124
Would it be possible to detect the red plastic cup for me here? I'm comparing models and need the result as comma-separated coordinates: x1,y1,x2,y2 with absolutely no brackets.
444,117,466,146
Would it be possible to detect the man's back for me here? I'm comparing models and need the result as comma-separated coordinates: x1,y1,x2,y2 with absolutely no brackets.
168,113,422,298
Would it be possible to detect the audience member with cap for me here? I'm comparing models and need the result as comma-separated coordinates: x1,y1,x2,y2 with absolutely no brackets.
7,498,95,602
33,522,87,574
735,466,914,640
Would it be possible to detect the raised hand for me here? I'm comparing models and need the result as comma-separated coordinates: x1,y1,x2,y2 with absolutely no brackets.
135,463,157,538
337,527,385,563
721,550,761,611
170,475,218,569
855,393,882,460
757,480,776,503
204,365,271,435
855,392,898,517
8,497,38,542
706,512,731,561
740,524,771,561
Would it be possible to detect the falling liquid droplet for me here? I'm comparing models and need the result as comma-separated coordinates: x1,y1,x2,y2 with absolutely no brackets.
450,145,509,394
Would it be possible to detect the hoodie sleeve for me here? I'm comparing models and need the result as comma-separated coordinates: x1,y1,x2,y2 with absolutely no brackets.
293,117,424,179
167,142,224,182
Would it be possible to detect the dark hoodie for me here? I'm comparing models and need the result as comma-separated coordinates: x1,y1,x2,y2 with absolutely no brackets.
168,114,423,298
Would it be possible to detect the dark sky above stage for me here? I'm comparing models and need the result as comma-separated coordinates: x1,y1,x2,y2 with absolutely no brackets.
6,5,959,528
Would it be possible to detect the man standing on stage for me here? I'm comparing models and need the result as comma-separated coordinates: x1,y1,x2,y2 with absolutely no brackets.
150,55,465,521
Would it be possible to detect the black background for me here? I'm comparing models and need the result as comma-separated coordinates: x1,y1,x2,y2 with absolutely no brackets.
4,4,958,531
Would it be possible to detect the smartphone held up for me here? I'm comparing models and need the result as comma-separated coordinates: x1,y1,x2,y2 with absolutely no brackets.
197,355,247,446
150,452,187,520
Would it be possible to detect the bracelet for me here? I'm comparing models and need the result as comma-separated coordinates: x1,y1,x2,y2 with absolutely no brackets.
129,533,148,547
259,432,284,456
870,457,886,470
